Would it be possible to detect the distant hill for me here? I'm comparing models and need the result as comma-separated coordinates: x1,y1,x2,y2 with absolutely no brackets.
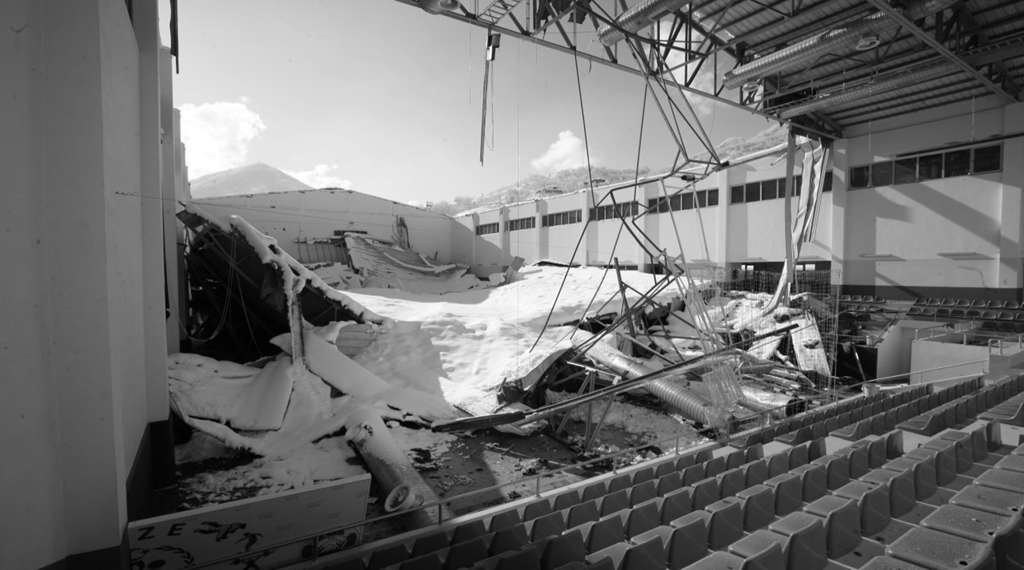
191,162,311,199
430,166,652,216
693,122,788,163
429,123,789,216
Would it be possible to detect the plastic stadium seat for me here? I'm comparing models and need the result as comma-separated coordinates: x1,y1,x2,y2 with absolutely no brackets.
950,309,966,319
802,496,861,558
840,295,852,302
914,297,928,306
1006,301,1021,310
935,308,951,318
885,526,996,570
956,299,971,308
852,295,864,302
981,311,998,321
908,307,922,316
987,300,1004,309
927,298,942,306
965,309,981,319
971,299,987,308
920,308,936,317
942,299,957,307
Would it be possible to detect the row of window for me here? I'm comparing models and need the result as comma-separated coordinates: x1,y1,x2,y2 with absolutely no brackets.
543,210,583,227
506,217,536,232
475,222,500,235
730,172,835,205
849,144,1001,189
647,189,720,213
590,201,641,221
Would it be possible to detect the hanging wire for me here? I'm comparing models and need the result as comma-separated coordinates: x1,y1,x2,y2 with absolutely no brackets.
529,48,599,352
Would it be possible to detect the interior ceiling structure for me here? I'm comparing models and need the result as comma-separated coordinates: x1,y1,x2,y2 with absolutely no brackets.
397,0,1024,139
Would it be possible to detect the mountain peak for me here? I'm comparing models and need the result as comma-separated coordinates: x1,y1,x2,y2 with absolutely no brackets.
191,163,312,199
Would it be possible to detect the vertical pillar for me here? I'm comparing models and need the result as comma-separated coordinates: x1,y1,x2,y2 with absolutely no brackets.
643,183,660,272
536,200,548,262
584,187,598,266
783,129,796,304
160,48,179,355
135,0,169,424
500,206,511,267
715,170,730,268
45,0,138,560
831,139,850,288
999,103,1024,294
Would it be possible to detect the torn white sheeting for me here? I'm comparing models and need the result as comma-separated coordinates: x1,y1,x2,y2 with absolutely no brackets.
168,354,294,431
184,203,384,323
344,265,692,406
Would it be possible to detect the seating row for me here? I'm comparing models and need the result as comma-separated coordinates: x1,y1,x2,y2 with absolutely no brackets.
907,307,1024,321
912,298,1021,309
320,375,1023,570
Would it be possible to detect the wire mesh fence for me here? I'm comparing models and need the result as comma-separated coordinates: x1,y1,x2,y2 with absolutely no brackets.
686,267,842,384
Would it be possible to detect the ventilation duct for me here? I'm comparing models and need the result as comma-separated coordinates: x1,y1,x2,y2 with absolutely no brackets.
777,63,954,119
419,0,460,15
776,35,1024,119
855,34,881,51
347,408,453,529
723,0,956,90
571,331,734,429
598,0,690,46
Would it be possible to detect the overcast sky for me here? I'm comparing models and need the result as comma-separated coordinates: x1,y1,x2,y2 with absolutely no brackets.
165,0,768,204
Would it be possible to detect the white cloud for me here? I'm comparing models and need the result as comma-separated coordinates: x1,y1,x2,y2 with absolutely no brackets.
284,164,353,189
180,99,266,178
530,130,597,175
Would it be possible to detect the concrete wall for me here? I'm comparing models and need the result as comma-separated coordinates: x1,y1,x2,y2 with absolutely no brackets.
841,104,1024,299
195,188,456,262
724,154,833,265
0,1,179,566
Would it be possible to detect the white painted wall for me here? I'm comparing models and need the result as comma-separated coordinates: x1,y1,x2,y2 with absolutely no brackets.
1,2,67,567
0,1,178,566
842,105,1023,295
194,189,456,262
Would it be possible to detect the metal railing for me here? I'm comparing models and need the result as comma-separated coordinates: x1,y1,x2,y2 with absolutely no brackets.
850,359,989,389
988,336,1024,355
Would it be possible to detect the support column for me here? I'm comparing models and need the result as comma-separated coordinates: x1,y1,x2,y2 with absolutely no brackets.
46,0,142,560
831,139,850,288
715,170,730,268
160,48,179,356
135,0,169,425
999,103,1024,294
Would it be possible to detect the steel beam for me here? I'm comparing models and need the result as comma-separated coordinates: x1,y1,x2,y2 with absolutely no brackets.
392,0,840,138
864,0,1016,103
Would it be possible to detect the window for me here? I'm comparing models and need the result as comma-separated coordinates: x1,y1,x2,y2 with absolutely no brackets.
871,161,894,187
476,222,499,235
973,145,1001,173
918,154,943,180
761,179,778,200
681,192,694,210
591,202,638,221
542,210,582,227
708,189,719,206
731,185,745,204
659,197,670,213
794,175,803,196
894,158,917,184
669,194,682,211
850,166,870,189
696,191,707,208
823,171,833,192
506,217,535,232
745,182,760,203
944,149,970,177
